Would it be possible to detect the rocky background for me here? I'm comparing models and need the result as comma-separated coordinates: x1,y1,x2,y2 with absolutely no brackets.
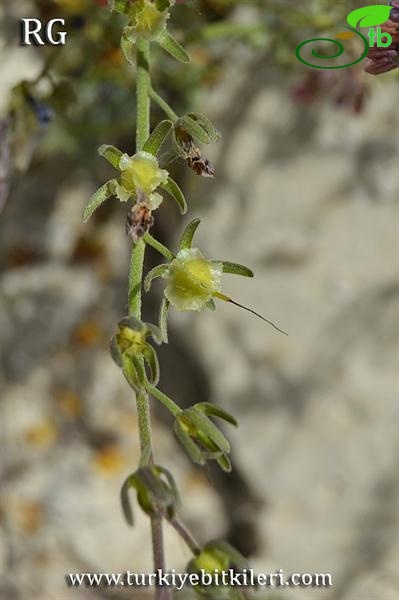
0,2,398,600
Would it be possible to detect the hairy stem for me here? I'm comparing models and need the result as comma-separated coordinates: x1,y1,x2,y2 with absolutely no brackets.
136,38,151,151
130,37,171,600
150,87,178,122
135,389,153,457
129,37,151,318
144,232,175,261
171,518,201,556
147,385,182,417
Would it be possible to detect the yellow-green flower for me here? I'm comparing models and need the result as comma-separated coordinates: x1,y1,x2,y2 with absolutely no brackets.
119,151,168,196
163,248,223,311
129,0,169,41
83,143,187,224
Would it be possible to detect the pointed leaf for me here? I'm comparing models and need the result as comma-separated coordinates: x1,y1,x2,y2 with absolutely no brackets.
159,297,170,343
216,453,232,472
157,31,191,63
160,177,187,214
197,403,238,427
187,112,221,143
143,120,173,156
82,180,115,223
98,145,123,169
179,218,201,250
144,264,169,292
218,261,254,278
120,476,135,526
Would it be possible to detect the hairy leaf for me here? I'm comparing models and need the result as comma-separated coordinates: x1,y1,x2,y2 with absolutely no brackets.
219,261,254,278
179,218,201,250
157,31,191,63
143,120,173,156
98,145,123,169
82,180,116,222
160,177,187,214
144,264,169,292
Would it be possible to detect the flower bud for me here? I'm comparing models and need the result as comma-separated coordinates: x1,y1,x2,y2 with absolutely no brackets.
121,465,179,525
110,317,161,391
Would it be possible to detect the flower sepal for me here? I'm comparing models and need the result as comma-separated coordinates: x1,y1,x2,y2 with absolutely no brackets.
174,403,238,472
110,316,162,391
121,464,180,525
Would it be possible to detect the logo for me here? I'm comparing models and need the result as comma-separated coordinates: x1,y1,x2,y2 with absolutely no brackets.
296,5,393,69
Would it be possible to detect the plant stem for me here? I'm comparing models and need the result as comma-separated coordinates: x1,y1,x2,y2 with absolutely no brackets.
151,519,169,600
150,87,178,122
135,389,153,456
171,518,201,556
129,37,151,318
128,241,145,317
136,38,151,151
147,385,182,417
144,232,175,261
131,36,171,600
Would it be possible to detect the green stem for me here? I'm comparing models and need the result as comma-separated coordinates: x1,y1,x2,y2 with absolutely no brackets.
129,39,150,319
150,87,178,122
143,232,175,261
136,38,151,151
147,385,182,417
135,389,154,456
170,518,201,556
131,37,172,600
128,240,145,318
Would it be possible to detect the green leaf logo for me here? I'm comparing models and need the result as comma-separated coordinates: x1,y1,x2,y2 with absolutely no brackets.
347,5,391,29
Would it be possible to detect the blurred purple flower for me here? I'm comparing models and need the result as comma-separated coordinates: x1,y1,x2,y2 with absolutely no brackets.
388,1,399,22
292,69,368,114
